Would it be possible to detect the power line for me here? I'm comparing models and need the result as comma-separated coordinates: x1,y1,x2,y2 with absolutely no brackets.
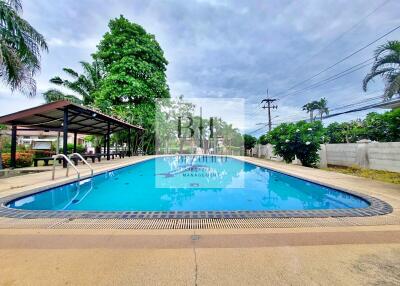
270,90,384,124
251,95,394,131
278,95,395,123
329,94,384,112
288,0,392,75
323,98,400,119
248,125,267,135
278,57,374,100
276,23,400,98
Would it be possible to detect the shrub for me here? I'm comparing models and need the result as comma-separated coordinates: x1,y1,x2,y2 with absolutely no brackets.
267,121,324,167
60,143,86,154
364,109,400,142
257,134,269,145
243,134,257,150
16,144,27,152
26,150,55,159
1,152,33,168
324,109,400,143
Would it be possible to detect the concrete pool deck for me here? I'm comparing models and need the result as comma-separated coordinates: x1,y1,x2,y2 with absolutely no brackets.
0,156,399,285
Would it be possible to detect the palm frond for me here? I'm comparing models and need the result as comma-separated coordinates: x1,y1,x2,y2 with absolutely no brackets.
42,88,82,104
0,0,47,96
370,54,400,73
383,74,400,99
62,67,79,78
49,76,64,85
363,67,395,91
45,60,104,105
363,40,400,98
374,40,400,60
5,0,22,13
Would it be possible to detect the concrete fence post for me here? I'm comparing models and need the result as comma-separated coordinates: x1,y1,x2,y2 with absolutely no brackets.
355,139,371,169
319,144,328,168
269,144,276,160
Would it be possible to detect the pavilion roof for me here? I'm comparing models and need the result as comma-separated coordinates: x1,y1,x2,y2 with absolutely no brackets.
0,100,143,135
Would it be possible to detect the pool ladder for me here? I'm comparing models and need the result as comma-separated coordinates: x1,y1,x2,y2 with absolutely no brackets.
51,153,93,180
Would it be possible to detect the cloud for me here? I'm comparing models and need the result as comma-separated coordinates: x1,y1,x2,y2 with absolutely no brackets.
47,37,99,49
1,0,399,133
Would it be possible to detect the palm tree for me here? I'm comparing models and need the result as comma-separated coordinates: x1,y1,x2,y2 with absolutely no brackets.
43,60,103,105
302,101,319,122
0,0,48,96
316,98,329,121
363,40,400,99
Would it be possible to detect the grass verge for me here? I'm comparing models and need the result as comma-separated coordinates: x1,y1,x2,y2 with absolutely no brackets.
324,165,400,185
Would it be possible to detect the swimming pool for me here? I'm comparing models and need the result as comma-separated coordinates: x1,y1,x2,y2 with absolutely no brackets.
5,156,374,216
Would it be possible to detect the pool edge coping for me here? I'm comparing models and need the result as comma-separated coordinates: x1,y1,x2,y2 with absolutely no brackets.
0,155,393,220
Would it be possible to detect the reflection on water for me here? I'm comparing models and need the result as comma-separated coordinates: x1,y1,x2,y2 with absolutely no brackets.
8,156,369,212
155,155,241,188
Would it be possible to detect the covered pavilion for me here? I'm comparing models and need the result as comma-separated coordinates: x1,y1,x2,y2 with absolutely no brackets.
0,100,144,168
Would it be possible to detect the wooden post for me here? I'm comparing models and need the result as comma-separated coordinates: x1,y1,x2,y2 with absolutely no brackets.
73,131,77,153
128,128,131,157
106,122,110,160
10,125,17,169
63,107,68,168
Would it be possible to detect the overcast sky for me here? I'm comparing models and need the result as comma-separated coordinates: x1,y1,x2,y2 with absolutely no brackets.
1,0,399,135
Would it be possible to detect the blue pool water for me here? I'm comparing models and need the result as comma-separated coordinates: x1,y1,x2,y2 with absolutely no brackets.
7,156,369,211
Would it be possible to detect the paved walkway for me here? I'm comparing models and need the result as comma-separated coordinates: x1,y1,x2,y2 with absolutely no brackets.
0,156,399,285
0,226,399,285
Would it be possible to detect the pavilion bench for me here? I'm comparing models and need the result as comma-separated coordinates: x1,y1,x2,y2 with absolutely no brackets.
33,157,79,167
115,152,125,159
80,154,102,163
33,157,58,167
34,151,127,167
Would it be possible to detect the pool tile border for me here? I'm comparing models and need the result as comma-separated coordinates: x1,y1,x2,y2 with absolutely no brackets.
0,158,393,220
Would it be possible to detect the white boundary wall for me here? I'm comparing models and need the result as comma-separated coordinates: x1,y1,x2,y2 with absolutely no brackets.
251,144,283,161
252,142,400,172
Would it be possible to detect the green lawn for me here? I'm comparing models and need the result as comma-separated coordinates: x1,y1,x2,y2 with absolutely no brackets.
324,165,400,185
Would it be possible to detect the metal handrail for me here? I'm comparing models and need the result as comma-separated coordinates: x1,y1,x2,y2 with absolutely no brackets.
69,153,93,177
52,154,80,180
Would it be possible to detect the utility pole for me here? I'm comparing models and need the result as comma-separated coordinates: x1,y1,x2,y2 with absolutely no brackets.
261,90,278,132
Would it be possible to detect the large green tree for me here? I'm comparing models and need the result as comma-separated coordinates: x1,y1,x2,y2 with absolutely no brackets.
363,40,400,99
93,15,170,154
0,0,48,96
43,60,103,105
